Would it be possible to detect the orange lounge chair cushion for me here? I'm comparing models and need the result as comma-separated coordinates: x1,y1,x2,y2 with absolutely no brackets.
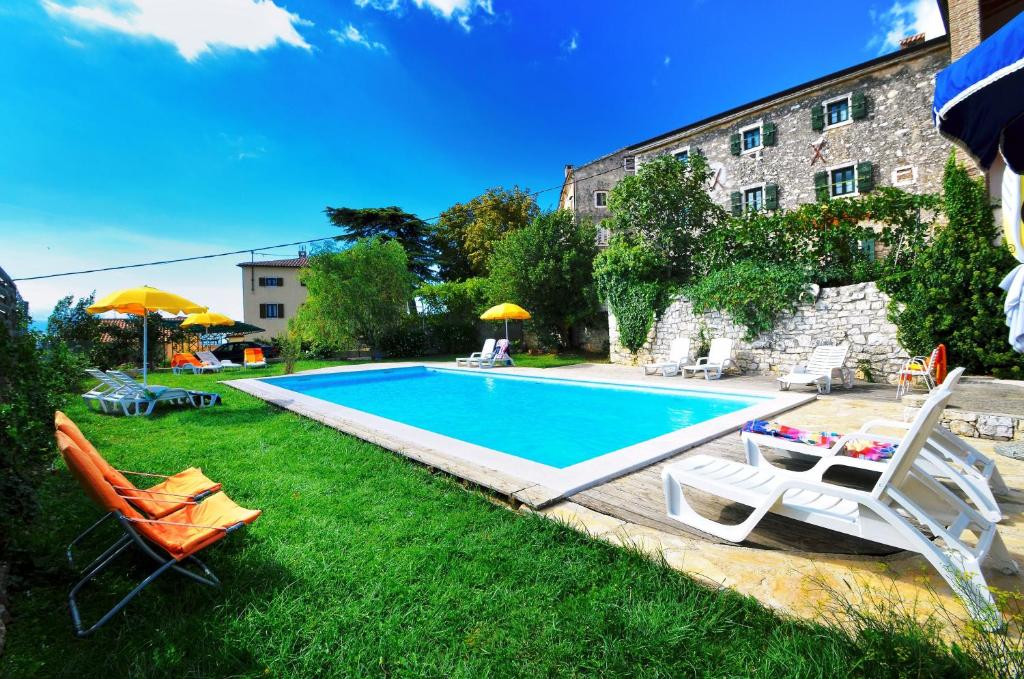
54,411,222,518
117,468,223,519
244,348,265,363
142,492,261,559
172,353,203,368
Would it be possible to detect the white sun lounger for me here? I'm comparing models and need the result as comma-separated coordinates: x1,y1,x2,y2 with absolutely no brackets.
683,338,736,380
82,368,131,413
105,370,219,416
663,387,1020,629
744,368,1007,522
196,350,241,371
457,338,496,367
777,344,852,394
643,337,690,377
475,339,514,368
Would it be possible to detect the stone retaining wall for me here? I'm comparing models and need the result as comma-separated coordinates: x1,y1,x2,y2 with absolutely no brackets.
609,281,910,382
903,403,1022,441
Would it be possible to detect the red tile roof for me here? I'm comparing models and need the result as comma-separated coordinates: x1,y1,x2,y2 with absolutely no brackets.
237,256,308,268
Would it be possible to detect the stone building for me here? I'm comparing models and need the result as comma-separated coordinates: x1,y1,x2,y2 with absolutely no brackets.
560,37,951,230
237,250,309,338
560,0,1024,236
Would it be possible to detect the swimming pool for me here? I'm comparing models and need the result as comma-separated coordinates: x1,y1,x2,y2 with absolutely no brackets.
268,366,764,468
230,364,814,503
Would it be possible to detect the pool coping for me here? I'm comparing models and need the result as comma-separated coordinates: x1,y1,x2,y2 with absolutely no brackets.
225,363,816,508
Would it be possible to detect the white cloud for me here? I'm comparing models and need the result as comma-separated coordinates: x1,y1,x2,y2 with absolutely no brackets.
330,23,387,51
41,0,313,62
663,55,671,66
867,0,946,54
357,0,493,32
561,30,578,54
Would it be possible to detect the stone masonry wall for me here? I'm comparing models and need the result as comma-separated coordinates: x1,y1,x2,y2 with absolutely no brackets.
609,282,909,382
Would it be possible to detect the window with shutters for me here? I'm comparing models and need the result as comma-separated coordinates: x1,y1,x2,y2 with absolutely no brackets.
740,122,762,153
259,303,285,319
594,191,608,208
743,185,764,213
623,156,636,173
258,277,284,287
831,165,857,197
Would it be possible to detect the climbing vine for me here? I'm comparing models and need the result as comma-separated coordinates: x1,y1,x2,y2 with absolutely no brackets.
593,237,673,353
685,262,814,340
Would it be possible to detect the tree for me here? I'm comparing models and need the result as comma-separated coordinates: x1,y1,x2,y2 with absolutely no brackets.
606,153,727,286
431,186,540,280
325,206,435,282
593,237,672,354
881,154,1024,376
488,210,599,349
293,238,414,357
46,293,101,356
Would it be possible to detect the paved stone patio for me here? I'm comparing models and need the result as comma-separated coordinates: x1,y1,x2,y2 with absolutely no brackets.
520,363,1024,630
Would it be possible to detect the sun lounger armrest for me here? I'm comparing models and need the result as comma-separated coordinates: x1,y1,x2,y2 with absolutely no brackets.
694,357,709,366
125,517,230,532
804,454,887,482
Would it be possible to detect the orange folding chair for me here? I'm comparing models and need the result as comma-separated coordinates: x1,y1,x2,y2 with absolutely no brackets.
55,411,221,519
55,431,260,637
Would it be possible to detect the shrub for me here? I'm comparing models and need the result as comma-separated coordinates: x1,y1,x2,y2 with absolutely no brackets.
0,311,83,553
685,262,814,340
594,237,674,353
378,318,430,358
417,278,490,355
880,154,1024,376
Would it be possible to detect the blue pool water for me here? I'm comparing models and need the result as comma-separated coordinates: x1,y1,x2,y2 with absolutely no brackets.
266,367,766,468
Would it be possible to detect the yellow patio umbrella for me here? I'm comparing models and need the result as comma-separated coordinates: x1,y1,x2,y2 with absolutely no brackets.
480,302,531,341
87,286,207,386
181,311,236,351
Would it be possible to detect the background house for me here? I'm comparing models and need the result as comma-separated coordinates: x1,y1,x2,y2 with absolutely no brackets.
238,249,309,338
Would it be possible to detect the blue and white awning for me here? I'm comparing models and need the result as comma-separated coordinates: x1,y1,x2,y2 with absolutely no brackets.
933,10,1024,173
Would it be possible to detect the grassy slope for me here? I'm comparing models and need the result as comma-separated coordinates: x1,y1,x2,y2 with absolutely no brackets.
0,360,963,678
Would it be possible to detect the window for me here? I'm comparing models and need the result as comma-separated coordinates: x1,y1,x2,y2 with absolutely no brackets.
742,126,761,152
594,191,608,208
671,146,689,164
743,186,764,212
623,156,636,173
892,165,916,186
259,303,285,319
831,165,856,197
258,277,284,287
826,98,849,127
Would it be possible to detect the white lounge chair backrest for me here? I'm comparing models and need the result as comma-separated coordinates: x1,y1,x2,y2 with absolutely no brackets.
707,338,733,364
196,350,220,366
668,337,690,364
106,370,147,395
805,344,848,374
939,366,965,390
873,388,953,497
480,338,496,357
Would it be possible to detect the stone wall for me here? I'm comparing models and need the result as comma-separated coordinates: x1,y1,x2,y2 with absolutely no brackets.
609,281,909,382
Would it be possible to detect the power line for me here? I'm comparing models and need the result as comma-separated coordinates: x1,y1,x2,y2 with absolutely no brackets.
11,162,624,282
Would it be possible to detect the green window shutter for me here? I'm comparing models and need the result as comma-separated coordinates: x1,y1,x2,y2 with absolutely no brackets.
730,191,743,216
811,105,824,131
856,161,874,192
861,238,876,262
851,91,867,120
729,133,741,156
814,171,829,202
764,184,779,210
259,304,266,319
763,122,776,146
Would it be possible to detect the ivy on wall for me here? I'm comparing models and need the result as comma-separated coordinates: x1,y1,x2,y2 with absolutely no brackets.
593,237,672,353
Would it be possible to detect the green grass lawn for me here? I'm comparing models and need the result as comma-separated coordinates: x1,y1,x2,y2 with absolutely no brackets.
0,360,969,678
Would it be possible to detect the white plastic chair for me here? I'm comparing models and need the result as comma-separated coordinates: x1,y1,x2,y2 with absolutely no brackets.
896,346,940,398
476,339,514,368
196,350,241,371
683,338,736,380
456,339,495,367
643,337,690,377
777,344,851,394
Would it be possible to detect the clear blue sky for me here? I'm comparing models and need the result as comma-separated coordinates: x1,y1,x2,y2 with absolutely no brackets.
0,0,944,320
